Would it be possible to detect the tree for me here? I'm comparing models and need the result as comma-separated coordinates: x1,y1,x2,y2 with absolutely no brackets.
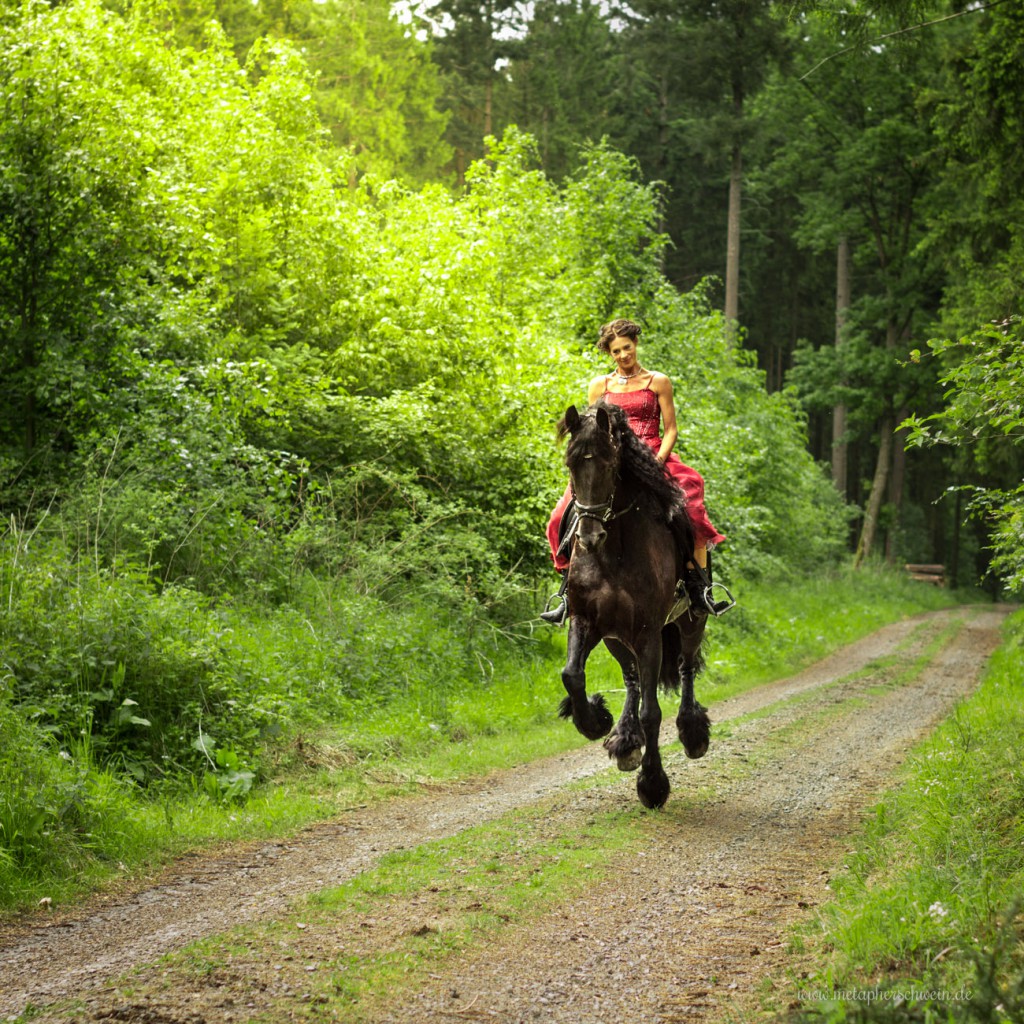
765,11,945,563
924,1,1024,329
0,0,182,472
423,0,527,183
297,0,452,183
153,0,453,183
498,0,620,180
610,0,787,323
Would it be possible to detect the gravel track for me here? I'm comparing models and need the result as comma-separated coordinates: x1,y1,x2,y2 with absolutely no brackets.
0,605,1009,1023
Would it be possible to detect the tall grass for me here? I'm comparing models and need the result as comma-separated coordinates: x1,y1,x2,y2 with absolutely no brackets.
788,608,1024,1023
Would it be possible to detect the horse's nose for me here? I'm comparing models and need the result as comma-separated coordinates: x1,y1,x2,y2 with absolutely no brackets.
577,522,607,551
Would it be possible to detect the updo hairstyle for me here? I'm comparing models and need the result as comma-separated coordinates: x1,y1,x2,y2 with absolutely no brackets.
597,317,642,354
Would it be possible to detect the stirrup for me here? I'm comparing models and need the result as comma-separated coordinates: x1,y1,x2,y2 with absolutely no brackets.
539,594,568,626
682,567,736,618
539,570,569,626
704,581,736,617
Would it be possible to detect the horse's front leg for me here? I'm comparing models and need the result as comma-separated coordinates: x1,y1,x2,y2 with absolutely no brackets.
635,638,670,809
558,616,613,741
672,616,711,759
602,639,644,772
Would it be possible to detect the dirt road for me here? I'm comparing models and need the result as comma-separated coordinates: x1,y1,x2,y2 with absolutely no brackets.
0,605,1009,1023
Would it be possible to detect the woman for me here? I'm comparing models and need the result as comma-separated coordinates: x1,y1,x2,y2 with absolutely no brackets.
541,317,730,623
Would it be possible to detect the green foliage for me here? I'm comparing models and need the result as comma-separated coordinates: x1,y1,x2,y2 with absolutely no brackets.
0,691,139,895
495,0,622,180
926,2,1024,328
0,530,294,783
303,0,452,182
903,318,1024,595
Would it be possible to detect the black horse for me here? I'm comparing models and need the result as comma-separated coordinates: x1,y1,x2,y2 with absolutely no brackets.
555,400,711,809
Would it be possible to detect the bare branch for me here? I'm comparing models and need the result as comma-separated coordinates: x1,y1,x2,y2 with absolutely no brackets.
799,1,1008,82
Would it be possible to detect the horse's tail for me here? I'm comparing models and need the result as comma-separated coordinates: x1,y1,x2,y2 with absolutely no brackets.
660,624,682,693
659,619,706,693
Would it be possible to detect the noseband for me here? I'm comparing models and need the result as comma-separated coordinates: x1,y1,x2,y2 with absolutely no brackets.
574,485,637,525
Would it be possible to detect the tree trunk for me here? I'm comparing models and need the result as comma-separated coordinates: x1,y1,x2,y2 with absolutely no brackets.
484,76,493,139
831,234,851,497
854,414,893,568
455,147,466,190
950,485,962,587
884,407,909,563
657,76,669,236
724,139,742,326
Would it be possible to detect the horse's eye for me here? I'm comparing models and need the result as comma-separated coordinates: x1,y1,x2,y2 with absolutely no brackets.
582,454,594,460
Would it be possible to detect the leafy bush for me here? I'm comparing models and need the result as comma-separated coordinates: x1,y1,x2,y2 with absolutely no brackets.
0,522,531,787
0,687,136,893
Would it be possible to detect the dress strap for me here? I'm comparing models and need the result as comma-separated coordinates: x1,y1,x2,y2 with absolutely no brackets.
643,372,656,391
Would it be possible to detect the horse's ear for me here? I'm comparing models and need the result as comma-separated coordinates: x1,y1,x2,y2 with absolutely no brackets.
564,405,581,434
596,405,611,435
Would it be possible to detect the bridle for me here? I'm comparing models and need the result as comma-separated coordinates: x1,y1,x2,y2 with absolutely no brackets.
569,439,638,528
573,486,638,525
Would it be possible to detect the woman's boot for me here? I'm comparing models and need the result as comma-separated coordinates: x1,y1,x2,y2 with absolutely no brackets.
683,564,735,617
539,570,569,625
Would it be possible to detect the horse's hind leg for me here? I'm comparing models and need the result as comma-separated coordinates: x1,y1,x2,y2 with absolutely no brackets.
558,617,613,741
602,639,644,772
673,615,711,759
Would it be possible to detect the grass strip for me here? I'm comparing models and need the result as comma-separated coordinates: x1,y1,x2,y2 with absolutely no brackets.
782,608,1024,1023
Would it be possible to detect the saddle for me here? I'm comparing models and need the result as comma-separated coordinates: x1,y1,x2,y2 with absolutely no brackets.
555,498,580,562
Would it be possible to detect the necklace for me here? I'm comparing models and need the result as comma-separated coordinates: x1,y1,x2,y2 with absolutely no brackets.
614,367,646,385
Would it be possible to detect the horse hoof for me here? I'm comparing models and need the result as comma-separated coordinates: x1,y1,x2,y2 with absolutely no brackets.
678,707,711,759
637,769,670,809
589,693,614,737
616,748,643,772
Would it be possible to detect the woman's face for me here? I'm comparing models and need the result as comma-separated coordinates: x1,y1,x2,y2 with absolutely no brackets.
608,335,639,375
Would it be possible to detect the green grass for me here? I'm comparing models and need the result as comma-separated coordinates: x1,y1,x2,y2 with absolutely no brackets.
697,563,965,700
783,608,1024,1023
0,560,965,915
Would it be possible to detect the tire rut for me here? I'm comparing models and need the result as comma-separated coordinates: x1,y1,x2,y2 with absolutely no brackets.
0,605,1008,1021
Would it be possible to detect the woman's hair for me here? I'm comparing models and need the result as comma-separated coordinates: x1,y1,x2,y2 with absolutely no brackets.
597,317,642,354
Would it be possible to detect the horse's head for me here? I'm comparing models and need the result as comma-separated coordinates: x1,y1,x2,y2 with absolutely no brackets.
561,403,621,553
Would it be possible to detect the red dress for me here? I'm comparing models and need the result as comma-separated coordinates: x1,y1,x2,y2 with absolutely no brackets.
546,379,726,570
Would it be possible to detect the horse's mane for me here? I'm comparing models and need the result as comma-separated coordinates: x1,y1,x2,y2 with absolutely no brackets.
557,399,697,560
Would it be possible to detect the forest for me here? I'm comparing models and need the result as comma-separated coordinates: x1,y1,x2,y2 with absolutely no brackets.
0,0,1021,901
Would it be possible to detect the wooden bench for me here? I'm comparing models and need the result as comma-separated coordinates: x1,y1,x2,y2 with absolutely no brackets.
905,563,946,587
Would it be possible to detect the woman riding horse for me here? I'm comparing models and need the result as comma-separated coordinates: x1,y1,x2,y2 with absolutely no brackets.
542,317,731,624
554,400,713,808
